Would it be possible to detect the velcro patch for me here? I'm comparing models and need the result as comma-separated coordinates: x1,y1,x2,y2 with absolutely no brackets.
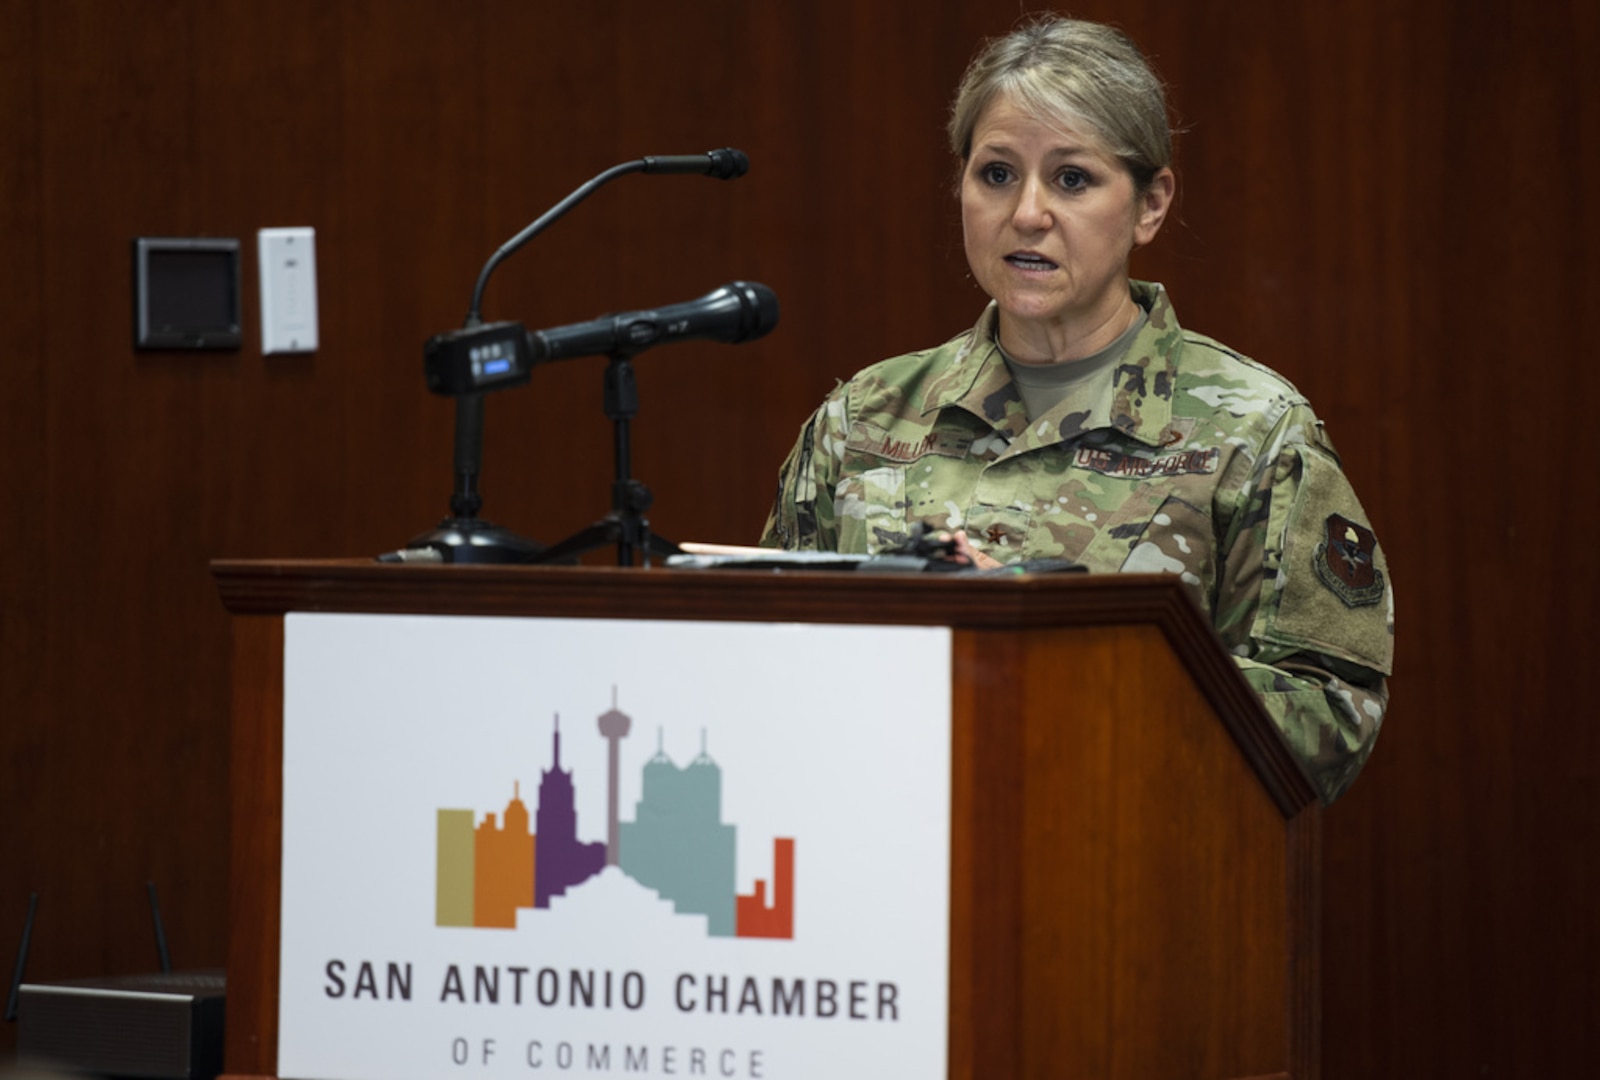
1074,446,1220,478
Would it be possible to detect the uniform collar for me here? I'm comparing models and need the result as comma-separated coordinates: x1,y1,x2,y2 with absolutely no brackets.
918,280,1183,450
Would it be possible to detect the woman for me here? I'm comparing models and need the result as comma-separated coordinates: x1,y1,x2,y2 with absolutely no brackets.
761,16,1393,804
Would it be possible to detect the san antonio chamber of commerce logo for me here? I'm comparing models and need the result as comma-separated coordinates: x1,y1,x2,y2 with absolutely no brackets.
434,692,795,940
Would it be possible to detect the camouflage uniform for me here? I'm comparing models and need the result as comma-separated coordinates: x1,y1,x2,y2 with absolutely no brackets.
761,281,1393,803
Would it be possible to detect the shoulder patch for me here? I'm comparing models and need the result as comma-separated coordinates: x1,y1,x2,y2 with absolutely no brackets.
1312,513,1385,607
1258,445,1394,675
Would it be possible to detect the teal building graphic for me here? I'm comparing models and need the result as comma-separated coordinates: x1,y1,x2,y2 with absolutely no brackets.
620,731,738,936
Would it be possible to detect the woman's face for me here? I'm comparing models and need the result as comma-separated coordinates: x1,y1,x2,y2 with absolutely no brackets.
961,94,1172,357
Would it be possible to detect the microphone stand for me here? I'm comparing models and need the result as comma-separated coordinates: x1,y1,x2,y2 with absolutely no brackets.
394,161,656,565
403,389,549,563
528,351,681,567
390,150,748,566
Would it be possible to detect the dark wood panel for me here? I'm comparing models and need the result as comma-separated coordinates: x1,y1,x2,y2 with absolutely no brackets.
1015,625,1295,1078
947,629,1025,1080
949,623,1304,1079
224,616,284,1079
0,1,47,1056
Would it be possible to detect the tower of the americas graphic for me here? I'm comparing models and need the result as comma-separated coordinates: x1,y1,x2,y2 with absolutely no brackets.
533,714,605,908
597,688,630,867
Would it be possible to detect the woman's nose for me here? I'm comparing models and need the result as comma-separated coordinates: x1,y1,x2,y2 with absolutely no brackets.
1011,176,1053,230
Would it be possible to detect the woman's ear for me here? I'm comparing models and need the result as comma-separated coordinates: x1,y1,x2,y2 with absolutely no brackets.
1134,167,1176,247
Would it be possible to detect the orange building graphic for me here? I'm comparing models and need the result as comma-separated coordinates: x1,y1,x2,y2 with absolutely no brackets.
471,783,535,928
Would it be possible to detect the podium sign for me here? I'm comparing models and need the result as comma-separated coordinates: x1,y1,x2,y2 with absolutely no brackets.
277,613,952,1080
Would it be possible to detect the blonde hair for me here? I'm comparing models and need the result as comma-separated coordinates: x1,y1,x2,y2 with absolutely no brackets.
948,16,1173,191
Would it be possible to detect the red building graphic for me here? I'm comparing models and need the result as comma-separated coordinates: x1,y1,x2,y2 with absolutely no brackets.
736,837,795,939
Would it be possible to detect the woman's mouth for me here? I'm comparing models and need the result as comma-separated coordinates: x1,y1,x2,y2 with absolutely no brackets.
1004,252,1058,271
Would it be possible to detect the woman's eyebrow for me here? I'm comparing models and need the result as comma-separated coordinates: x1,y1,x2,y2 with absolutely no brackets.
972,138,1100,160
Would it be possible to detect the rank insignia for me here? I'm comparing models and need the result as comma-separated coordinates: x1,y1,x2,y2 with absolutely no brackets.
1313,513,1385,607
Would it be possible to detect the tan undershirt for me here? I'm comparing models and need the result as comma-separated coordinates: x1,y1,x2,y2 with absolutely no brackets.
997,308,1149,422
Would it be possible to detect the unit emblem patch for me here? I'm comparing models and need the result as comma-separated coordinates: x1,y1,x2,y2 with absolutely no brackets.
1313,513,1385,607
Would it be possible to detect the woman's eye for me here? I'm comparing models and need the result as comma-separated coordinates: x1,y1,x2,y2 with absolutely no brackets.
1058,168,1090,191
980,163,1011,185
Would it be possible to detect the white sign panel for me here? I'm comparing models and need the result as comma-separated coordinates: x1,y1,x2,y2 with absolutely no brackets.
280,614,952,1080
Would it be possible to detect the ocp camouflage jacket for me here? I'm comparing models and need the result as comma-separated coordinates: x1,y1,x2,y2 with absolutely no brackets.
761,281,1394,803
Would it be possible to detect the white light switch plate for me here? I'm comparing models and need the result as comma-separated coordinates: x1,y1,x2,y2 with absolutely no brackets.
258,226,319,354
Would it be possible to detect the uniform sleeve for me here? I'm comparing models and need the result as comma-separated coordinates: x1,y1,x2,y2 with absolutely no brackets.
760,386,850,551
1213,403,1395,804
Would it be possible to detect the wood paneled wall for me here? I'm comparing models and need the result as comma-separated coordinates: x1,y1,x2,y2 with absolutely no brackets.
2,0,1594,1073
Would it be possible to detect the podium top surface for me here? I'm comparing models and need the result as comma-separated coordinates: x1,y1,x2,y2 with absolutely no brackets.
213,558,1201,628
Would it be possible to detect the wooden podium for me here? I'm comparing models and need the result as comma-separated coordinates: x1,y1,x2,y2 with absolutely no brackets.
213,560,1320,1080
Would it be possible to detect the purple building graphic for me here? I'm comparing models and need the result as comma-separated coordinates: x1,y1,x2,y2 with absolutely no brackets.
533,715,605,907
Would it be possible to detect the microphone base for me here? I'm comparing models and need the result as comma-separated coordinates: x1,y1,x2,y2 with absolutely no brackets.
393,517,552,565
529,513,681,568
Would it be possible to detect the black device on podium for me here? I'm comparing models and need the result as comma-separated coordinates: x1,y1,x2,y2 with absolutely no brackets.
7,885,225,1080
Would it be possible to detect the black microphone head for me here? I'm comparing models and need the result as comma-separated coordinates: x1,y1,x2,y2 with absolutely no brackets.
725,280,779,341
640,149,749,177
706,148,749,180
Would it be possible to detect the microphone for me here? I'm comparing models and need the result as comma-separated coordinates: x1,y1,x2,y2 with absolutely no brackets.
466,148,751,321
528,281,779,362
424,282,779,395
641,148,749,179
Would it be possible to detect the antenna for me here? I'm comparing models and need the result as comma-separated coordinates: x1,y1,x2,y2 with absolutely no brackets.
146,882,172,974
5,892,38,1023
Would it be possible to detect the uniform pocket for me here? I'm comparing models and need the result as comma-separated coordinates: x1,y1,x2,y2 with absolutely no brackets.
834,466,910,554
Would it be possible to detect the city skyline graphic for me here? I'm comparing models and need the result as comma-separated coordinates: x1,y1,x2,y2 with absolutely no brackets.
434,692,795,940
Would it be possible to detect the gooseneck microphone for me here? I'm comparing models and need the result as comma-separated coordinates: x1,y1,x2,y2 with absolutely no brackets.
467,148,749,322
529,281,778,362
641,149,749,178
